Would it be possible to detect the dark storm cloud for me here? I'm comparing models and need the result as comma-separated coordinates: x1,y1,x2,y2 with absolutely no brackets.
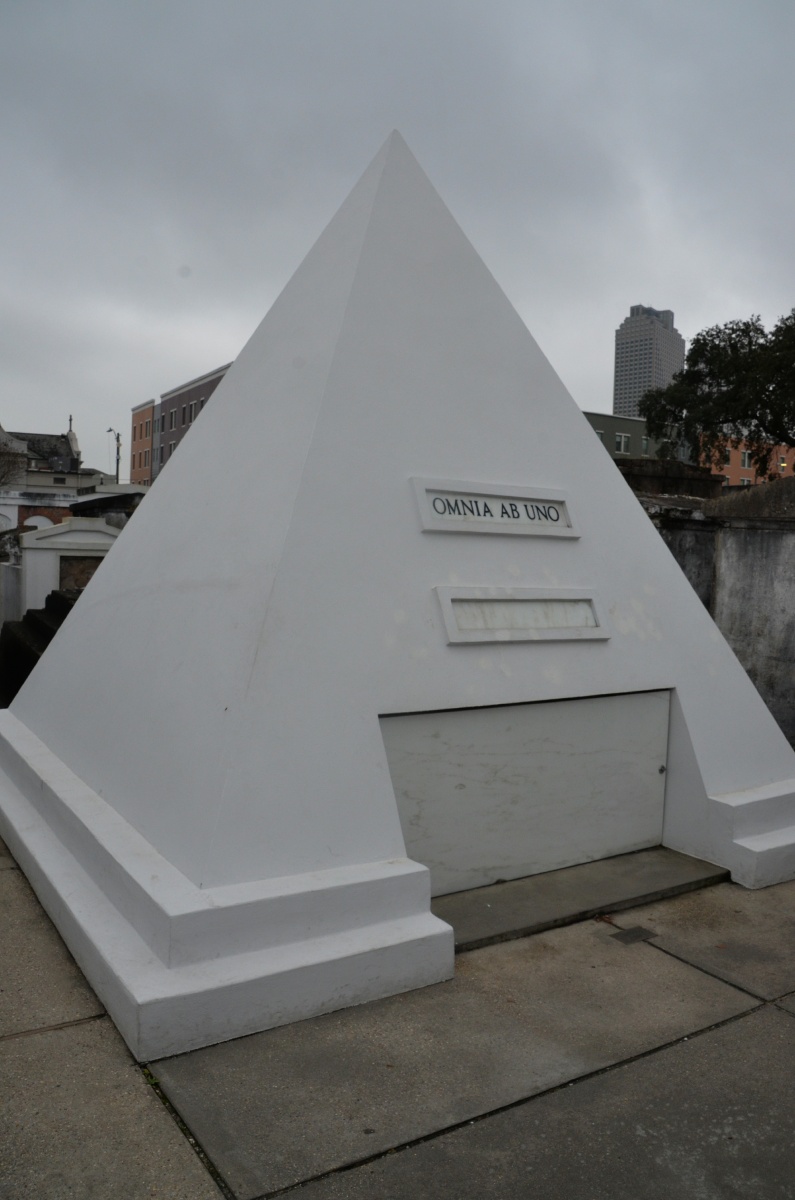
1,0,793,472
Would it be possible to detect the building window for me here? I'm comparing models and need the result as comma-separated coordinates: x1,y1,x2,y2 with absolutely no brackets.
189,401,196,422
168,441,175,458
780,458,787,472
159,446,164,464
54,476,66,485
641,436,649,456
132,425,137,442
181,405,187,425
740,450,752,468
741,477,752,486
169,409,176,431
615,433,631,455
144,449,149,467
595,430,604,442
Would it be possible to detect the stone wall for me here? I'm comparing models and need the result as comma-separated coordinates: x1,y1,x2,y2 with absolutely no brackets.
0,563,21,625
658,520,717,609
644,497,795,745
616,457,722,499
711,524,795,748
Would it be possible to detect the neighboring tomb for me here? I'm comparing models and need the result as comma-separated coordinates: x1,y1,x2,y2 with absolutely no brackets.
18,517,121,612
2,133,795,1060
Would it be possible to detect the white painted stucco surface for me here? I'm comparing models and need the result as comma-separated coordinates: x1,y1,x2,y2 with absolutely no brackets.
1,133,795,1058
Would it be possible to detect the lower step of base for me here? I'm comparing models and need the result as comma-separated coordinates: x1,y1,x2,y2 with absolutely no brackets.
432,847,728,951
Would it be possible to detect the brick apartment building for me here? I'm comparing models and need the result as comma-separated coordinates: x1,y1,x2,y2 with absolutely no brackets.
715,443,795,487
130,364,231,486
130,401,155,485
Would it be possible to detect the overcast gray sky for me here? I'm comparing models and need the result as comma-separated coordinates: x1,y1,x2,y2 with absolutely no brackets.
2,0,793,478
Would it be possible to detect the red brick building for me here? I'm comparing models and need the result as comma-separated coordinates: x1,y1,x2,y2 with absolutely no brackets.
714,442,795,487
131,364,231,485
130,400,155,486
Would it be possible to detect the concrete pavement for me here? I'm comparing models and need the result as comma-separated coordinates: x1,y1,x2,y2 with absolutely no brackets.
2,836,795,1199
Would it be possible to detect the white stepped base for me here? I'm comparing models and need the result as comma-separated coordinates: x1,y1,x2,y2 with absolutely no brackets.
709,780,795,888
730,824,795,889
712,778,795,839
0,714,453,1060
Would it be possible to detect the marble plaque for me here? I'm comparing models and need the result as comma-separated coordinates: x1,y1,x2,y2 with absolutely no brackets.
412,477,577,537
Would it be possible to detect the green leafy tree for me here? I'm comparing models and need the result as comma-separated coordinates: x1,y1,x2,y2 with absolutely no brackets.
639,310,795,478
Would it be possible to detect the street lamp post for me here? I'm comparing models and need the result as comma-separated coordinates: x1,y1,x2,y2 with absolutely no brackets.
107,428,121,485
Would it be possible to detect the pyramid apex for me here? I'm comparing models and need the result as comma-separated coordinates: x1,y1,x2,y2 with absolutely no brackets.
371,129,417,166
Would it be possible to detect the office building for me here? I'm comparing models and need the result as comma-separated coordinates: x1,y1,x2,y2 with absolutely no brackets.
613,305,685,418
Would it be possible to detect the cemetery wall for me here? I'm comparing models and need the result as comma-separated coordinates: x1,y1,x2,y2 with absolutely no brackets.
0,564,21,626
650,507,795,744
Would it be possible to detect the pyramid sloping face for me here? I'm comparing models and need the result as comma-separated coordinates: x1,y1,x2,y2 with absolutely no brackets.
12,134,402,886
12,133,795,893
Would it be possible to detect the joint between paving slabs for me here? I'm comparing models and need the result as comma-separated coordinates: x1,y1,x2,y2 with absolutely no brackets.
253,1003,767,1200
0,1011,106,1044
455,909,623,955
453,880,726,954
139,1066,238,1200
595,913,780,1003
625,932,778,1002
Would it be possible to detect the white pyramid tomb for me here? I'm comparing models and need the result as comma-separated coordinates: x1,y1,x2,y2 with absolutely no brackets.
3,131,795,1059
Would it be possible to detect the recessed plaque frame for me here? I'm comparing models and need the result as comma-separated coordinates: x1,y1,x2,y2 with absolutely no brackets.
434,586,611,643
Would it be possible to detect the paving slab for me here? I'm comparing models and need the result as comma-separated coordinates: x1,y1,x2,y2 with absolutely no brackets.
293,1006,795,1200
0,1018,224,1200
0,836,14,870
432,847,728,949
611,878,795,1000
0,868,103,1038
152,919,755,1198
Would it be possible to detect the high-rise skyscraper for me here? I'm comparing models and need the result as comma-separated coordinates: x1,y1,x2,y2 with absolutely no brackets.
613,305,685,418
